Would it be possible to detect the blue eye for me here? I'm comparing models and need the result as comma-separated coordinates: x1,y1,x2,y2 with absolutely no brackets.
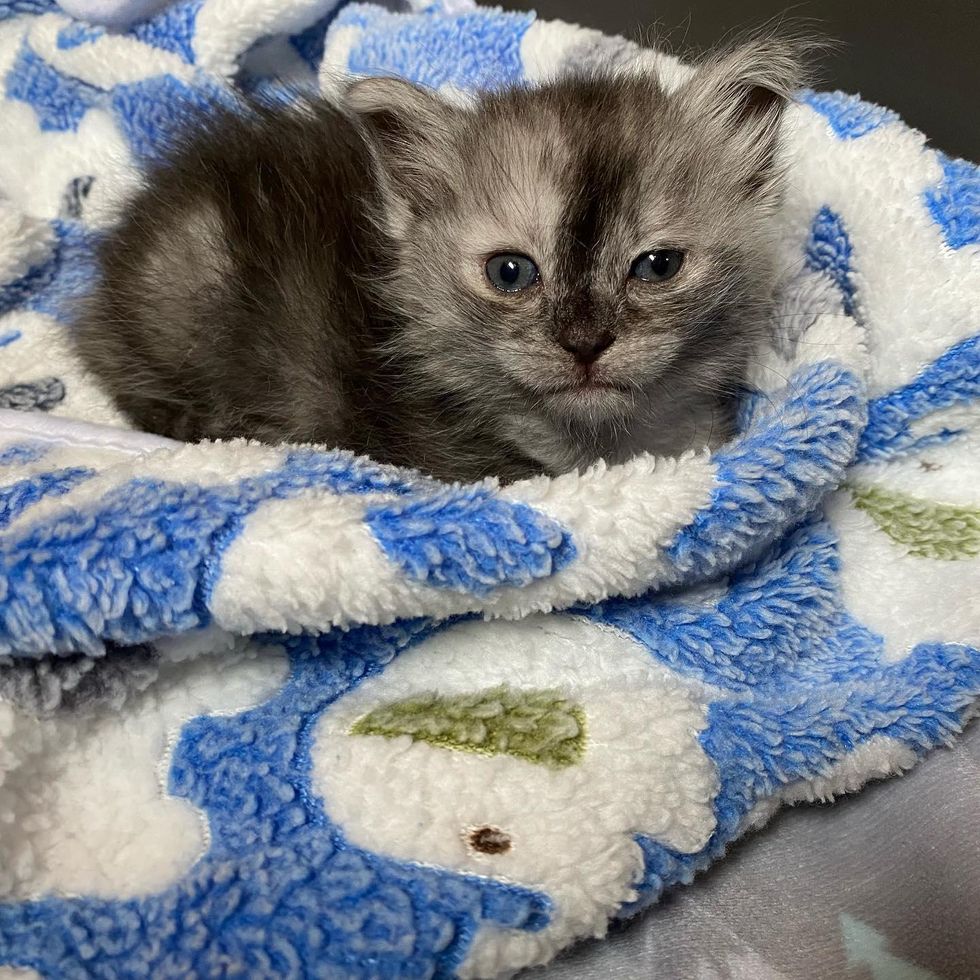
485,253,540,292
630,249,684,282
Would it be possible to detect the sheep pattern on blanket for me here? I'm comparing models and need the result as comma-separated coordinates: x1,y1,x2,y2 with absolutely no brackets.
0,0,978,976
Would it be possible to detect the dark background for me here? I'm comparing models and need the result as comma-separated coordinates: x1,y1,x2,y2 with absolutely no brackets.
497,0,979,161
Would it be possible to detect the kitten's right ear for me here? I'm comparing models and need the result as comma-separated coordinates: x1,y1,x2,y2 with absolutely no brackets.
343,76,455,212
344,75,448,140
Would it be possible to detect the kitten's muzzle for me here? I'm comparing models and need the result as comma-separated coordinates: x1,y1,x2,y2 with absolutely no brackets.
556,330,616,365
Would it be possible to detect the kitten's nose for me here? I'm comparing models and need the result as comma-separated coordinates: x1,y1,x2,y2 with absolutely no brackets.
558,331,616,364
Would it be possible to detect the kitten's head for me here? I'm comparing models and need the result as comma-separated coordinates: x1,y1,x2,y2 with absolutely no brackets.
345,38,808,432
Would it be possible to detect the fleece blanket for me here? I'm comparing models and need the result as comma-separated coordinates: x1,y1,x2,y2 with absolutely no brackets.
0,0,978,976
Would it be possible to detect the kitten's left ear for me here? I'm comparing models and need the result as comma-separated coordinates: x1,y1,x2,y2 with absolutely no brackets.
679,36,814,200
343,76,456,213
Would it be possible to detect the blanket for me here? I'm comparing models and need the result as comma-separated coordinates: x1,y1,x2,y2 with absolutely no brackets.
0,0,978,977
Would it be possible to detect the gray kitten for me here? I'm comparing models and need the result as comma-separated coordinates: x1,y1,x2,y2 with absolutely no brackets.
75,38,806,483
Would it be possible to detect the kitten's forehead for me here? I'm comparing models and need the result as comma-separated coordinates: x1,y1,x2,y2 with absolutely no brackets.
450,77,660,266
444,74,765,271
450,106,569,259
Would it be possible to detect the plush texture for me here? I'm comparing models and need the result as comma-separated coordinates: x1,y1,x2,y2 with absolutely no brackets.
0,0,978,977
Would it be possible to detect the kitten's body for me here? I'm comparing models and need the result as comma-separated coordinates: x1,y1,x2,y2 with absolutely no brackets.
76,41,804,482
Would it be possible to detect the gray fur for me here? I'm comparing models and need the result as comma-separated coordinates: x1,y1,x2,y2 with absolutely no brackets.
75,37,808,482
0,645,160,715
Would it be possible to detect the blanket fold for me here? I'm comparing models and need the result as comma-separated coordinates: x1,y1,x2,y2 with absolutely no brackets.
0,336,864,656
0,1,977,977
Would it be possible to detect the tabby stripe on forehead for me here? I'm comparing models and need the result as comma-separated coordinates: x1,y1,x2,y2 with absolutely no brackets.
559,146,634,283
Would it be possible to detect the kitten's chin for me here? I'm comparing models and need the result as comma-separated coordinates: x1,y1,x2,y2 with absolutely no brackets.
538,383,635,423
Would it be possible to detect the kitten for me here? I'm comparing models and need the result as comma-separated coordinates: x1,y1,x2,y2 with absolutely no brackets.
75,38,806,483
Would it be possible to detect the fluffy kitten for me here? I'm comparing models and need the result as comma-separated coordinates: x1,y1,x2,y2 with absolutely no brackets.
75,38,806,483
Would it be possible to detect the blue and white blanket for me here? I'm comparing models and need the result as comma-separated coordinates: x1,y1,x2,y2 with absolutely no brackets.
0,1,978,976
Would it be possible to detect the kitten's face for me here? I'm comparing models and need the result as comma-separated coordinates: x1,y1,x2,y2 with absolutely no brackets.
348,49,799,434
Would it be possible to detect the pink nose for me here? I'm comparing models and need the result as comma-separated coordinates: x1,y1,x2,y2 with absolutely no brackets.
558,332,616,365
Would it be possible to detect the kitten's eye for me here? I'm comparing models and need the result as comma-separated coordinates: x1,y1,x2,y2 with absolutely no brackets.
485,253,540,293
630,249,684,283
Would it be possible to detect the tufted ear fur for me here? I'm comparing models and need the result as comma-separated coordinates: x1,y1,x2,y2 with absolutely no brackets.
676,36,815,201
343,76,459,230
